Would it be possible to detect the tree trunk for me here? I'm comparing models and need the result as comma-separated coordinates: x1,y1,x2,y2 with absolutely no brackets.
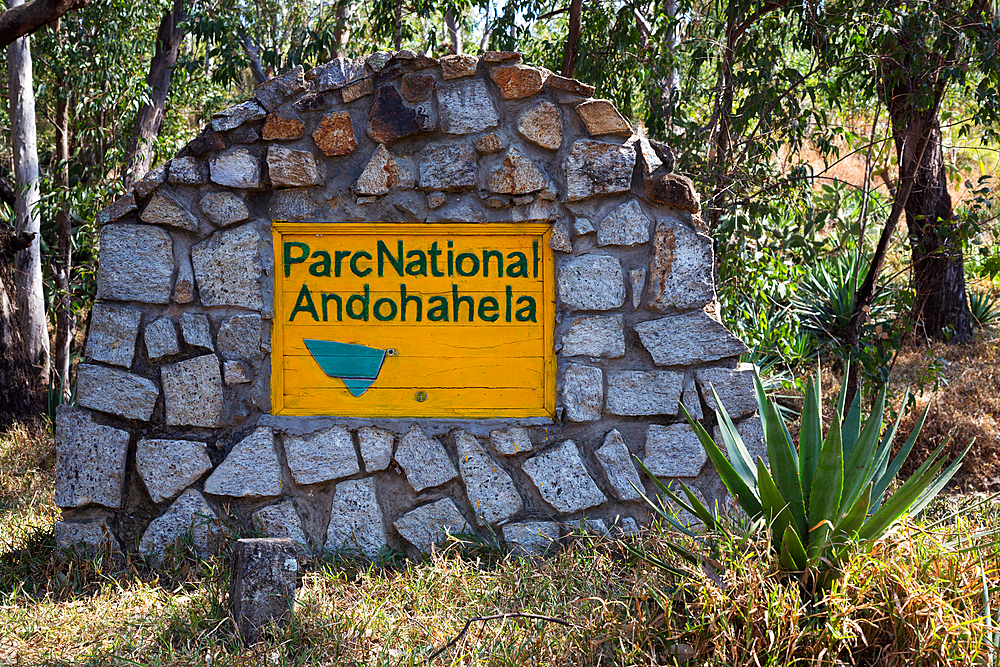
123,0,186,189
331,0,349,59
7,0,50,402
53,29,73,402
561,0,582,77
444,8,461,55
393,0,402,51
0,224,41,425
0,0,90,50
241,35,266,85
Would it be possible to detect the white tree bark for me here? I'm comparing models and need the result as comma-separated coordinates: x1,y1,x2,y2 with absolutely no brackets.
7,0,50,385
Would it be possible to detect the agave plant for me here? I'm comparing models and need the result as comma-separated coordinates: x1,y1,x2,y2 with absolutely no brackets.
969,289,1000,329
641,364,970,592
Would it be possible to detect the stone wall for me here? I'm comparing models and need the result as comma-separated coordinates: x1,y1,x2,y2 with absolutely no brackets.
55,50,761,558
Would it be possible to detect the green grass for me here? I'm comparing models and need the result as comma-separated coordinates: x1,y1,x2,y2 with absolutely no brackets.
1,423,999,666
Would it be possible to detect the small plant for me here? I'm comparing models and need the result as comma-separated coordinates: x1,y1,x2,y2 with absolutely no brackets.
969,289,1000,329
641,363,970,594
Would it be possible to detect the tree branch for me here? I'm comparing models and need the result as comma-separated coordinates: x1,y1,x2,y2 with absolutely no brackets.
0,0,89,49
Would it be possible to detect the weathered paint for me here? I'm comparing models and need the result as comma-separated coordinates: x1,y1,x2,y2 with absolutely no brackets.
272,222,555,418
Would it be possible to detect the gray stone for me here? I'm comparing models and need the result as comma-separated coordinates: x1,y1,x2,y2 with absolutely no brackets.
284,425,360,485
564,140,636,202
635,311,750,366
606,370,684,416
230,538,298,642
629,268,646,309
522,440,606,513
76,364,158,421
418,143,476,191
549,219,572,252
205,427,282,497
648,214,716,311
199,192,249,227
217,314,264,361
162,354,224,427
561,315,624,358
427,198,487,223
85,302,141,368
573,217,595,235
557,254,625,311
174,255,195,304
96,193,136,225
565,518,609,535
138,489,220,556
136,438,212,504
96,224,173,304
395,426,458,492
714,414,767,466
616,517,641,537
488,147,547,195
145,317,179,360
191,225,264,310
682,374,704,420
503,521,559,555
644,424,707,478
134,164,167,200
357,426,393,472
437,79,499,135
54,520,120,553
426,191,446,209
230,126,260,143
454,430,522,525
255,65,306,110
595,429,643,502
325,477,388,559
180,313,213,351
269,189,321,220
224,360,251,384
517,101,562,150
210,148,263,189
310,57,368,91
267,145,321,187
211,100,267,132
393,498,471,554
254,501,309,550
355,145,414,195
562,363,603,422
597,199,650,247
489,427,533,456
54,407,129,509
697,363,757,419
167,156,207,185
366,51,392,71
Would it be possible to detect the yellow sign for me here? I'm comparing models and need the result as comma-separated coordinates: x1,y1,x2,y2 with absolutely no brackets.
271,222,555,418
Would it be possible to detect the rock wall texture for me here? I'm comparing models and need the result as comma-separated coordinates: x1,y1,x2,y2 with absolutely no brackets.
56,50,761,558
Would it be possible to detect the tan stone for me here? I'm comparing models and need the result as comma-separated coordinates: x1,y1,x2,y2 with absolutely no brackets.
312,112,358,157
483,51,520,63
267,145,321,187
355,144,413,196
261,113,304,141
544,70,595,96
488,147,547,194
576,99,632,136
401,73,435,102
342,77,374,103
440,54,479,79
490,65,543,99
517,101,562,150
475,132,504,153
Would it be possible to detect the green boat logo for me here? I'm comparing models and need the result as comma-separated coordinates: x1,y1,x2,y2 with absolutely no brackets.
303,339,386,397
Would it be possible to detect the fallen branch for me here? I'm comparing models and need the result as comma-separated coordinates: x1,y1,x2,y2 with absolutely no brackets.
426,612,572,662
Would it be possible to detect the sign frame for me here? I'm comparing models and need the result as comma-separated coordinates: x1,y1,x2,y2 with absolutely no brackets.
270,221,556,419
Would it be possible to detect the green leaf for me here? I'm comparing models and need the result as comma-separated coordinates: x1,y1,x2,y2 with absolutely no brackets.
629,463,704,538
908,440,974,517
840,388,885,516
836,359,852,417
809,416,844,554
781,523,808,571
833,482,871,546
799,368,823,508
679,479,720,529
841,390,862,460
757,457,791,552
759,388,807,537
858,445,951,542
711,386,757,490
872,403,930,509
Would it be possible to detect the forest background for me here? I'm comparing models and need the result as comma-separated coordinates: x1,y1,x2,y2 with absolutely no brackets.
0,0,998,443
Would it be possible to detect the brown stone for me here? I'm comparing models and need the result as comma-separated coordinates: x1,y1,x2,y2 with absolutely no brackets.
544,71,595,97
576,99,632,136
440,54,479,79
475,133,504,153
517,101,562,150
342,77,374,103
312,112,357,157
230,126,260,144
261,113,304,141
489,147,547,194
490,65,543,99
368,85,432,144
483,51,520,63
401,73,436,102
643,173,700,213
355,144,413,196
374,54,438,85
293,92,327,113
186,127,226,156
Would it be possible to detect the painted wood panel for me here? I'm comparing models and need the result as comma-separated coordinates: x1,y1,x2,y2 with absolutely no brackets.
272,222,555,418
